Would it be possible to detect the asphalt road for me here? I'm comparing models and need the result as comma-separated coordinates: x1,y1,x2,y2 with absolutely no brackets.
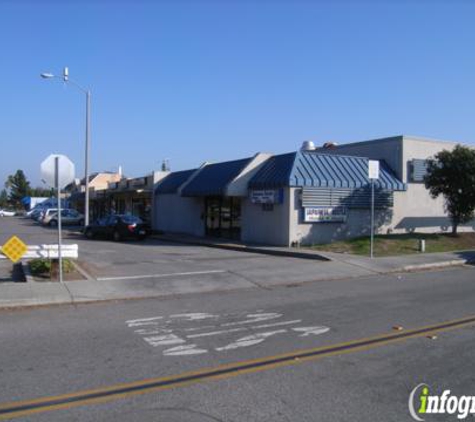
1,257,475,421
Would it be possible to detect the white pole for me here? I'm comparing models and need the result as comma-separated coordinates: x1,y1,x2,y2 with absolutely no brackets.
55,157,63,283
84,90,91,227
370,179,375,259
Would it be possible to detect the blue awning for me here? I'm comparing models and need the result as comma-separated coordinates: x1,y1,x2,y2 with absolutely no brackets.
249,151,406,191
181,157,253,197
247,152,297,190
155,169,197,194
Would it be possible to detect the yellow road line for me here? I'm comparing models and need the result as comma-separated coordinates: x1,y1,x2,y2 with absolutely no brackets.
1,314,475,420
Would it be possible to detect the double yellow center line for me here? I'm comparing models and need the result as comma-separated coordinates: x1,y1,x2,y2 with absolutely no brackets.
1,314,475,420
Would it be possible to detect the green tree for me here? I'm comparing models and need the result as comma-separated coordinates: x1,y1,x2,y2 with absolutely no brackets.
30,187,53,197
4,170,31,209
0,189,8,208
424,145,475,235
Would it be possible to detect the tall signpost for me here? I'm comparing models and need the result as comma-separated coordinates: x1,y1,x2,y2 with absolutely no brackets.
368,160,380,259
41,154,75,282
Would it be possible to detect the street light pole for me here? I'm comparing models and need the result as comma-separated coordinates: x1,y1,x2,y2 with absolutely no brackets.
84,89,91,226
41,68,91,227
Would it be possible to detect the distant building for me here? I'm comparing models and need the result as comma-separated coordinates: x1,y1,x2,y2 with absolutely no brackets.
65,171,122,215
103,172,167,223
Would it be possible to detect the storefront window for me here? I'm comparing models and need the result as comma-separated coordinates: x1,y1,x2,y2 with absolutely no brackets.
132,198,151,223
205,197,241,240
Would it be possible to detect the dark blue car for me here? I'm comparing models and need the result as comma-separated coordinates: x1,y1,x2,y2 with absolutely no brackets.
84,215,149,241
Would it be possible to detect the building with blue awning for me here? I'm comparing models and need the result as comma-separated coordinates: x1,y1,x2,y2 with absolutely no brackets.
153,135,469,246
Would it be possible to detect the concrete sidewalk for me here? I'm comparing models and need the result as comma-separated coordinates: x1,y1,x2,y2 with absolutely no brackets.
151,233,475,268
152,233,330,260
317,249,475,273
1,246,474,309
153,232,475,271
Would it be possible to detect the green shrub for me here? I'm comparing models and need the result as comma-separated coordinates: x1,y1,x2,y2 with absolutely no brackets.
29,258,74,275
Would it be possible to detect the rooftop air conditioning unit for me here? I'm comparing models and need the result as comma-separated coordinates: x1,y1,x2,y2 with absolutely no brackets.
301,140,316,151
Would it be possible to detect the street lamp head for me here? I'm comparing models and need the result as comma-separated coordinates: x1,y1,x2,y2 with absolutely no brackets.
40,73,54,79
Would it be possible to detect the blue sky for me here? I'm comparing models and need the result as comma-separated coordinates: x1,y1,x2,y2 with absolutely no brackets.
1,1,475,186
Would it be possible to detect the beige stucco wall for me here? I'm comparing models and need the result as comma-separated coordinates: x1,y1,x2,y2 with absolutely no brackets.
154,194,205,237
322,136,474,235
400,137,458,182
387,137,475,233
241,190,291,246
91,173,121,190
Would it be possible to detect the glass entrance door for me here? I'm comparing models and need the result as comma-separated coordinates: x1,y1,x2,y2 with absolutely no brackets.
205,197,241,240
205,197,221,238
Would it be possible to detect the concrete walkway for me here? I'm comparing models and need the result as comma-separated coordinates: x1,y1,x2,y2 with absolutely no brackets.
318,249,475,273
154,232,475,270
1,241,474,309
151,233,330,260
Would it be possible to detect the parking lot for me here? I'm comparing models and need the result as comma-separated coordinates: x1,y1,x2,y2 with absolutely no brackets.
0,216,372,287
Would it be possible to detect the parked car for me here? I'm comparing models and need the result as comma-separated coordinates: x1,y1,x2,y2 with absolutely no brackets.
0,209,16,217
84,215,149,241
27,207,44,217
30,208,44,221
38,208,58,224
43,209,85,227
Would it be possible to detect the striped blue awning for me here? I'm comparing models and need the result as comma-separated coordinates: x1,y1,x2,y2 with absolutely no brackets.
249,151,406,191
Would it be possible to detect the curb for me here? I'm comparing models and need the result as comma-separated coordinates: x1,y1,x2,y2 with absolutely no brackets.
152,235,330,261
402,259,475,272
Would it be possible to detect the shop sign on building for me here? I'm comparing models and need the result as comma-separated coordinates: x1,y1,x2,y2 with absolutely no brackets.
304,207,347,223
250,189,283,204
368,160,380,180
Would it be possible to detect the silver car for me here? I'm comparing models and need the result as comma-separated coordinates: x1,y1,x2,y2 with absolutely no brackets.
43,209,85,227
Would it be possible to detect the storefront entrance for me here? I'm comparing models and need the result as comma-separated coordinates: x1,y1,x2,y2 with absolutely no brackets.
205,196,241,240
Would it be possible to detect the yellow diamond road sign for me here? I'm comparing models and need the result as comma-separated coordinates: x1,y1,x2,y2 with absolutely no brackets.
1,236,28,263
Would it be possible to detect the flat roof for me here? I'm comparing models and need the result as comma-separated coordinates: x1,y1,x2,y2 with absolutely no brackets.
326,135,461,150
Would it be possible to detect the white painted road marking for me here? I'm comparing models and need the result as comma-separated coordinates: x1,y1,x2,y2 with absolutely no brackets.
144,334,186,347
221,313,282,327
98,270,226,281
169,313,218,321
215,330,287,351
292,326,330,336
126,311,330,357
253,319,302,329
186,327,247,339
125,316,164,326
163,344,208,356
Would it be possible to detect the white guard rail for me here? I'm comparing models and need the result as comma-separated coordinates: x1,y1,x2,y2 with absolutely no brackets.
0,244,79,260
